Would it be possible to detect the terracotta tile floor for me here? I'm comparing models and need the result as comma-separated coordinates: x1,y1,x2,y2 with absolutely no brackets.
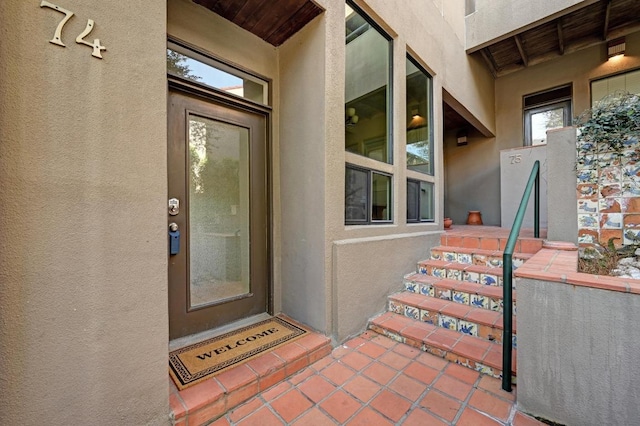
209,331,545,425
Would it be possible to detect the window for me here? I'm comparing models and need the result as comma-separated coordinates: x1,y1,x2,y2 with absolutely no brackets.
345,2,392,163
407,180,434,222
406,56,433,175
523,84,571,146
591,68,640,105
346,165,392,224
344,2,393,226
167,41,269,105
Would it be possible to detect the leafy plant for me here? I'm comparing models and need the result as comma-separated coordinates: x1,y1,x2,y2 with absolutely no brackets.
575,91,640,153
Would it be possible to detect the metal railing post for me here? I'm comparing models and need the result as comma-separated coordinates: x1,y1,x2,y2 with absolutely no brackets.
502,160,540,392
502,254,513,392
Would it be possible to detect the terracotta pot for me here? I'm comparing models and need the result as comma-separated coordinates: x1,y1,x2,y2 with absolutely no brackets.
466,210,483,225
443,218,453,229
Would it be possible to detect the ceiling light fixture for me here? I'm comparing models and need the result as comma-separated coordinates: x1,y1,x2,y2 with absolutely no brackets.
346,107,359,126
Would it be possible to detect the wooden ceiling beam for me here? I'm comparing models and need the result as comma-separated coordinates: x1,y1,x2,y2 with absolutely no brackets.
479,48,498,78
557,19,565,55
603,0,612,40
514,35,529,67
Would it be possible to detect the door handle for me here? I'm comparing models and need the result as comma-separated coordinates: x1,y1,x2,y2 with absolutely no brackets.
169,222,180,255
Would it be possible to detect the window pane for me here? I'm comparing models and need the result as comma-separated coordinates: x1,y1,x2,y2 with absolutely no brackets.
406,180,419,222
420,181,434,221
372,173,391,221
167,47,268,104
406,57,433,175
345,3,391,163
345,167,368,222
531,107,564,145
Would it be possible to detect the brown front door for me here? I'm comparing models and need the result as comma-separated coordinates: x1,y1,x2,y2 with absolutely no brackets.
168,89,269,340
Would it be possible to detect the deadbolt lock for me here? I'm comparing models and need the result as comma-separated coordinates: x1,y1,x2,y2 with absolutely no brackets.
168,198,179,216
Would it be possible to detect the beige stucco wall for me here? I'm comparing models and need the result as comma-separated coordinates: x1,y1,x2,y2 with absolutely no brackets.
496,31,640,165
445,31,640,227
278,15,328,333
0,1,169,424
466,0,598,51
316,0,495,341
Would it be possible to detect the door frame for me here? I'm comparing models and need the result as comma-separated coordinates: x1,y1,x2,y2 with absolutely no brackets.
168,76,274,339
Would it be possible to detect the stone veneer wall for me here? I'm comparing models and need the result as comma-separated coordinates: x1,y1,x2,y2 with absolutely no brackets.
577,136,640,248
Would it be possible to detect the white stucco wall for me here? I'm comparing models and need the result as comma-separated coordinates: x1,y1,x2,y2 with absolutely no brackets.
0,1,168,424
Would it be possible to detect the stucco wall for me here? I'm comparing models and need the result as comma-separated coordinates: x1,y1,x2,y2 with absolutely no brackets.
278,16,328,333
332,232,440,341
444,129,502,225
500,146,548,229
448,28,640,230
466,0,597,51
315,0,495,341
496,32,640,153
518,278,640,425
547,127,578,242
0,1,168,424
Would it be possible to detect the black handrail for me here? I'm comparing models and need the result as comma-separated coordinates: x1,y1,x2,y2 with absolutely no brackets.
502,160,540,392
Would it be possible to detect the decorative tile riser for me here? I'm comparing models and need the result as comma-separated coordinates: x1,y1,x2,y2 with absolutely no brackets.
368,323,516,384
403,278,516,315
388,299,517,348
417,264,503,287
430,249,527,270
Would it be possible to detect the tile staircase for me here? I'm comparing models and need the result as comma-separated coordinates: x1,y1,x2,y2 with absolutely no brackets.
368,228,545,382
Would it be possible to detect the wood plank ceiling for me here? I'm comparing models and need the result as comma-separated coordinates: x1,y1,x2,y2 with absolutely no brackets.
192,0,324,46
473,0,640,78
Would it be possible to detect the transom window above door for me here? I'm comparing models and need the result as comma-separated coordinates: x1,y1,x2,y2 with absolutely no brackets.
167,40,269,105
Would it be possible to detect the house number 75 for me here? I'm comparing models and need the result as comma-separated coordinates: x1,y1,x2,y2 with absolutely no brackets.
40,1,106,59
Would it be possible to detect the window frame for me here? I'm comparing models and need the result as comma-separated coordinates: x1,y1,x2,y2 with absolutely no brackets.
406,54,434,176
406,179,435,223
345,164,393,225
344,0,394,165
522,84,572,146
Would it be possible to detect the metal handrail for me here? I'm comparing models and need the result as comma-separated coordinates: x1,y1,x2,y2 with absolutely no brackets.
502,160,540,392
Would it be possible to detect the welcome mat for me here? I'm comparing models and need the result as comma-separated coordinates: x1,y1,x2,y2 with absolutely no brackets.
169,317,307,390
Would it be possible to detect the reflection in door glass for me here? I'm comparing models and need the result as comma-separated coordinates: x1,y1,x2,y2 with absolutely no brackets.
188,115,250,308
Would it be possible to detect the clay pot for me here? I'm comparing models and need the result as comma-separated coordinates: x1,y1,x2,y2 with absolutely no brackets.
466,210,483,225
443,218,453,229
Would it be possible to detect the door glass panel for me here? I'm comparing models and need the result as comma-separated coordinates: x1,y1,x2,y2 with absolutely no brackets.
188,115,250,308
530,107,564,145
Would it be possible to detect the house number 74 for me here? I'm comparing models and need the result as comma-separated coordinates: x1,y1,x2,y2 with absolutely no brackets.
40,1,106,59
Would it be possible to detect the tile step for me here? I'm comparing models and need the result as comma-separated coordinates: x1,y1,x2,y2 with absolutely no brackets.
429,245,532,269
403,273,516,314
369,311,516,381
418,259,504,286
388,291,516,346
169,318,332,426
440,232,544,254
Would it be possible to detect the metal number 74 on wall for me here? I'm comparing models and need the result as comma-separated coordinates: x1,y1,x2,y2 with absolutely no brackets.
40,1,106,59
